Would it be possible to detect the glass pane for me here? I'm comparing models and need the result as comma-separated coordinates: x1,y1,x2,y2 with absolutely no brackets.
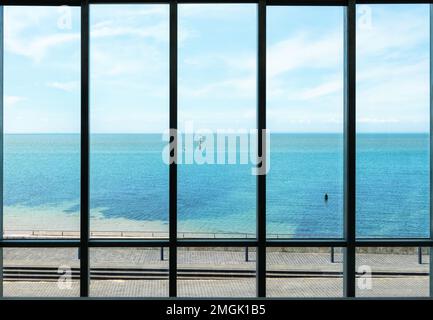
90,247,169,297
178,4,257,238
89,5,169,238
267,7,344,238
178,247,256,297
3,248,80,297
266,247,343,297
356,4,430,238
356,247,429,297
3,6,80,238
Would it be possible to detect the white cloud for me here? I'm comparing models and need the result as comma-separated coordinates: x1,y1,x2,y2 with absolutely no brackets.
178,25,200,45
6,32,79,62
267,32,343,79
90,8,171,81
358,117,400,124
357,6,429,57
179,4,254,20
91,20,168,42
4,7,80,62
296,79,343,101
179,52,256,100
265,6,430,132
90,40,167,79
114,6,168,18
355,5,429,132
180,75,256,99
4,96,27,108
47,81,79,92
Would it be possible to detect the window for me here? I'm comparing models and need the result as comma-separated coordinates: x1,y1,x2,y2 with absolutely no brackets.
89,5,169,238
178,247,256,297
177,4,257,239
267,247,343,297
356,247,429,297
267,6,344,239
356,4,430,238
3,6,81,238
90,247,169,297
0,1,432,301
3,248,80,297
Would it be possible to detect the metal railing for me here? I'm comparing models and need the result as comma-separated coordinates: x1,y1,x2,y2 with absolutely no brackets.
2,230,427,264
3,229,339,239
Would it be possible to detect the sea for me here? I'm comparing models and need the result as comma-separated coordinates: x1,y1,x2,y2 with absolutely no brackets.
3,133,430,238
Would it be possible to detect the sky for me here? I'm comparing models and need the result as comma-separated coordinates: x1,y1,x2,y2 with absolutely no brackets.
2,4,430,133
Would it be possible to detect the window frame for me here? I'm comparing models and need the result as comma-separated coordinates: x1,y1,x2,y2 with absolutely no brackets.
0,0,432,299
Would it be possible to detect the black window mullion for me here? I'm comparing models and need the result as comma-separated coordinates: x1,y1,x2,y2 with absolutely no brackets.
343,0,356,298
257,0,266,298
169,0,178,298
1,0,80,5
80,0,90,298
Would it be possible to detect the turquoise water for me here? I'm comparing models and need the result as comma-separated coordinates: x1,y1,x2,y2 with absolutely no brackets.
3,133,430,238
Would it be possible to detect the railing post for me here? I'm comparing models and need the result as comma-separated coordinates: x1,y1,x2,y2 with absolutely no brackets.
331,247,335,263
161,247,164,261
245,247,249,262
418,247,423,264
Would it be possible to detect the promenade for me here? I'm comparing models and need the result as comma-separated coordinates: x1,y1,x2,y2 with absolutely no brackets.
1,247,429,298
